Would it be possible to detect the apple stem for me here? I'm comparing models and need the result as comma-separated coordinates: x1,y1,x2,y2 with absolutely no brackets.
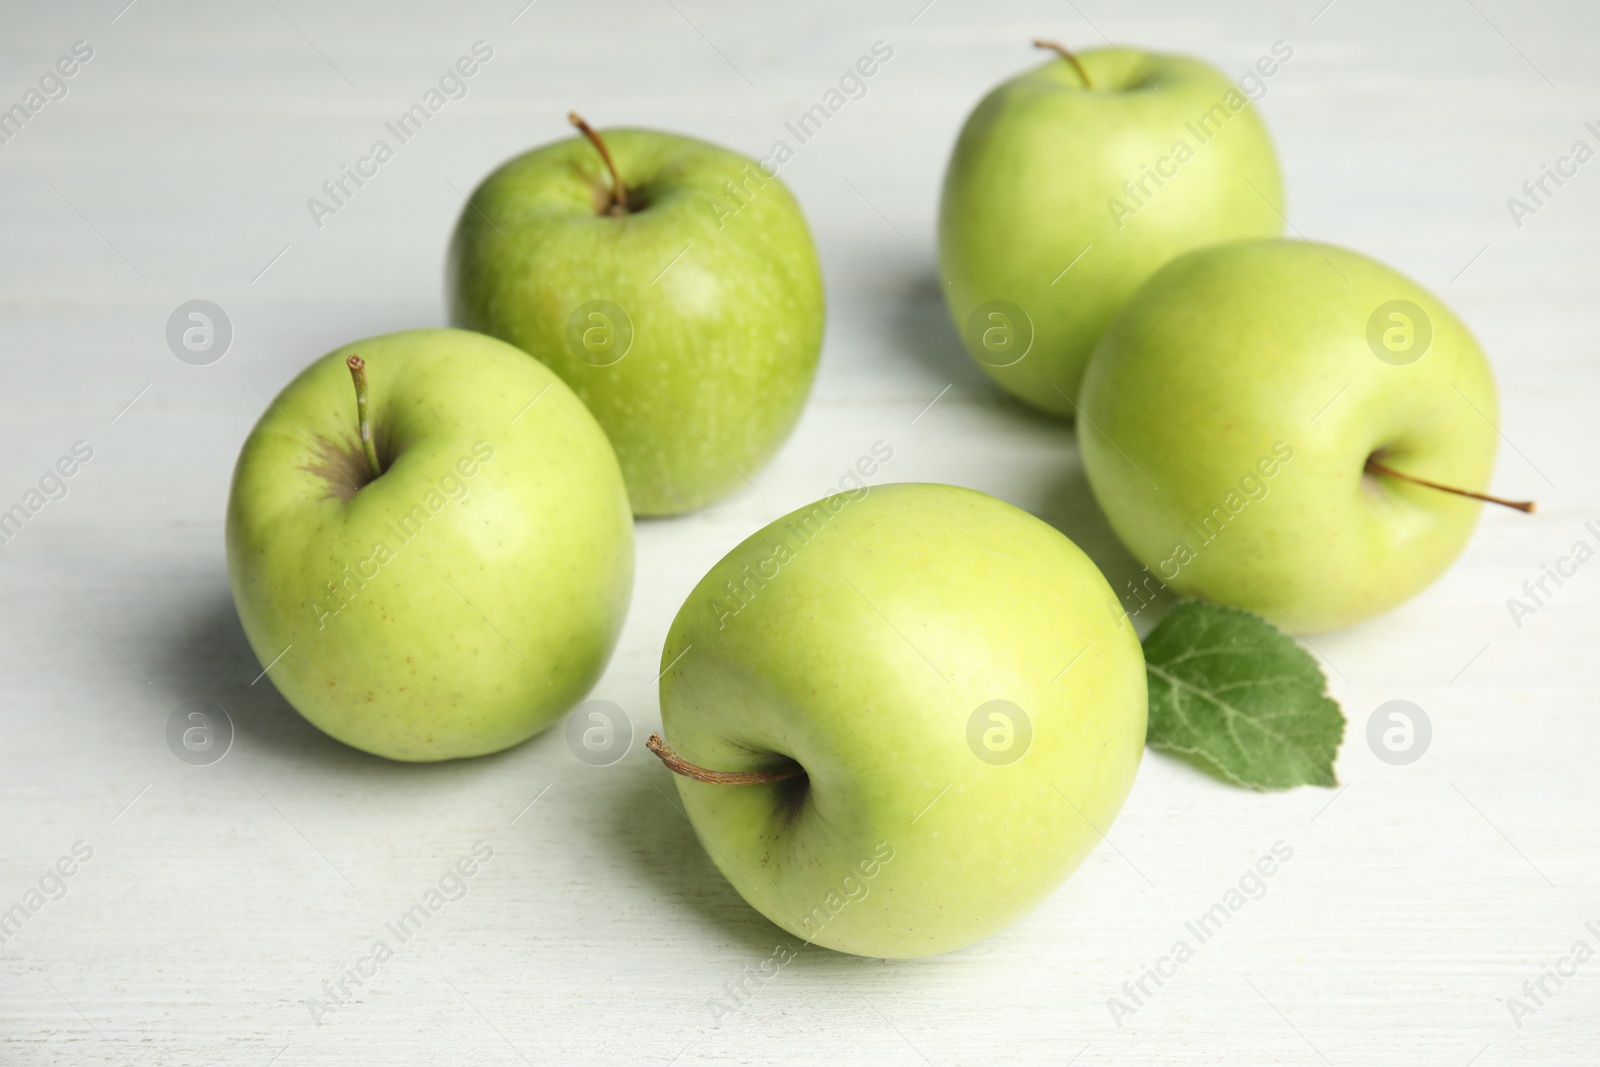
568,111,629,215
1033,39,1092,88
1365,457,1535,513
346,354,382,479
645,732,804,785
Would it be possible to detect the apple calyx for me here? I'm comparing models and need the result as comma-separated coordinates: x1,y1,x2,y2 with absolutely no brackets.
645,732,805,785
1365,456,1535,513
345,354,382,479
568,111,630,216
1032,39,1092,89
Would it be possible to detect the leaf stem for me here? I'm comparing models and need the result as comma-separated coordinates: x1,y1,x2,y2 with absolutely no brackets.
645,733,804,785
568,111,629,215
1033,39,1092,88
1365,457,1534,513
346,354,381,479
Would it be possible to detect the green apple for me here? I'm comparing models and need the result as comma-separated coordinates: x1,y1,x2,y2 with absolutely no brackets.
653,482,1146,958
1079,239,1504,633
446,119,825,516
226,328,633,761
938,44,1285,415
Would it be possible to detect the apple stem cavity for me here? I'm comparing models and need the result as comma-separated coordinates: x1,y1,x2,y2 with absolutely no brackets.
568,111,629,216
645,732,804,785
1032,39,1092,88
346,354,382,480
1365,456,1535,513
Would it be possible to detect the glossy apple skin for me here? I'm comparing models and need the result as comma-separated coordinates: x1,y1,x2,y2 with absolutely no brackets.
658,483,1146,958
1079,239,1500,633
226,329,633,761
939,48,1284,415
447,128,825,517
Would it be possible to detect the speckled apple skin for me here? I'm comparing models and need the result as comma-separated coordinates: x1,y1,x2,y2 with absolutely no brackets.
659,483,1146,958
447,128,824,517
940,48,1284,414
226,328,634,761
1079,239,1499,632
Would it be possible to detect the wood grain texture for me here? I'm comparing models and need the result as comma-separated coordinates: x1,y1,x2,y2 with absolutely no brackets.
1,1,1597,1063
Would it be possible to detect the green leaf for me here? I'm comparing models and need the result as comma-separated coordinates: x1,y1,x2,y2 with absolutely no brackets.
1142,600,1345,791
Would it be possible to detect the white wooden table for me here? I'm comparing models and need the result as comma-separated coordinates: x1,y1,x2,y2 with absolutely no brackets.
3,1,1597,1063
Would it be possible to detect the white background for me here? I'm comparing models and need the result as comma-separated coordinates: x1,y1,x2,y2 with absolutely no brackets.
2,0,1597,1063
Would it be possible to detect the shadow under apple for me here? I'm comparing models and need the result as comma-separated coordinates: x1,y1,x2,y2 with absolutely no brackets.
1034,448,1176,640
865,262,992,393
153,588,333,759
594,763,793,958
597,759,965,975
876,264,1177,636
155,585,526,787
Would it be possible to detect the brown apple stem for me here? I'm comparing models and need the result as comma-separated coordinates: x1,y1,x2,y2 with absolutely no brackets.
1365,457,1535,513
346,354,382,479
646,732,804,785
568,111,629,215
1033,39,1092,88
